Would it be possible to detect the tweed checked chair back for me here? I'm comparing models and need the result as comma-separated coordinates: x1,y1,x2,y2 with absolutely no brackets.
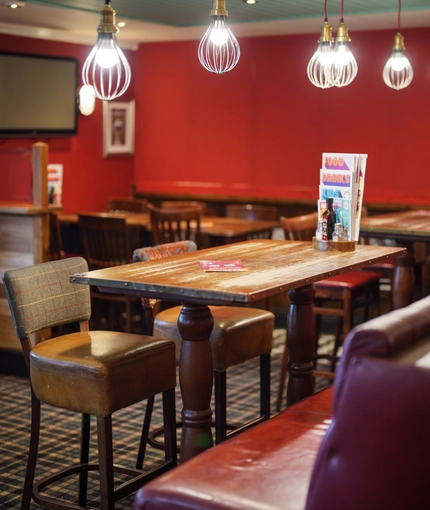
2,257,90,340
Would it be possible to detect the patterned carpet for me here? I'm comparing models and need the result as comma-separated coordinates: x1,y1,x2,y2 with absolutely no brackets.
0,329,333,509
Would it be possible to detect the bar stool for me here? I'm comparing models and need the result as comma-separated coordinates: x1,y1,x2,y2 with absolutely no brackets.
2,257,177,510
133,241,274,459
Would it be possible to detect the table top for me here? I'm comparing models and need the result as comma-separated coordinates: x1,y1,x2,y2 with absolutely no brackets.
70,239,406,306
59,212,279,239
360,210,430,242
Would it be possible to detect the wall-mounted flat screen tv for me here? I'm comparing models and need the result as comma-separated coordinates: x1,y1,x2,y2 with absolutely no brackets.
0,52,78,138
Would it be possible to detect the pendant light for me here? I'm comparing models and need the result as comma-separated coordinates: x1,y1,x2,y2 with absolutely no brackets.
382,0,413,90
307,0,334,89
331,0,358,88
198,0,240,75
82,0,131,101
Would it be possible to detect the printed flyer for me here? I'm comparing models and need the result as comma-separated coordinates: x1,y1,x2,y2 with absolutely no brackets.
318,153,367,241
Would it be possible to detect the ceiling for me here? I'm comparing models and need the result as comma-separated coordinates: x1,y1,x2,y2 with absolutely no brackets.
1,0,430,50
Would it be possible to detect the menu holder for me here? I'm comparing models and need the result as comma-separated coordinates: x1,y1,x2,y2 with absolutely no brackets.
312,237,356,252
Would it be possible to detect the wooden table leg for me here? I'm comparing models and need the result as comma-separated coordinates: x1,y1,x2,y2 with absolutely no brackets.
393,248,415,309
177,304,214,462
286,284,316,407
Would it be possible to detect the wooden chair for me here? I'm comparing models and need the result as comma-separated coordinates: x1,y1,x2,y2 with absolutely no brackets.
226,203,277,221
106,197,148,213
147,204,202,247
224,203,278,312
160,200,206,215
133,241,274,452
225,204,277,239
78,213,143,333
2,257,177,510
276,212,382,410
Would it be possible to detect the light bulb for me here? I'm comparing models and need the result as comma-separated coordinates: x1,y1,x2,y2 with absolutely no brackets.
198,1,240,75
94,34,119,68
78,85,96,116
334,43,353,66
307,20,335,89
209,20,229,45
331,21,358,88
82,2,131,101
382,32,413,90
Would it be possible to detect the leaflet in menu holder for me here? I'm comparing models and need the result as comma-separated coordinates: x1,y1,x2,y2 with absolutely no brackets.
315,152,367,251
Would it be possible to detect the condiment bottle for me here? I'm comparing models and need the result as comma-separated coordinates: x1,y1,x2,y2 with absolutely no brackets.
322,198,336,240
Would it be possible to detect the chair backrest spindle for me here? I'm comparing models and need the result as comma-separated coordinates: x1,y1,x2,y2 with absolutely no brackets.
280,213,319,241
147,204,202,247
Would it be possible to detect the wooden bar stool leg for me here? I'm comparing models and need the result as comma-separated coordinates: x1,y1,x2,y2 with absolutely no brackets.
276,334,288,412
22,393,40,510
97,415,115,510
78,413,91,507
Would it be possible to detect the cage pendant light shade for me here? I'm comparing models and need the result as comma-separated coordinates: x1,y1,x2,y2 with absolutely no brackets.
307,20,335,89
383,32,413,90
331,20,358,87
198,0,240,74
82,2,131,101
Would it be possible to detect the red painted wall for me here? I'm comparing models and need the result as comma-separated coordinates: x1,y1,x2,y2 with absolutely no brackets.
0,34,135,213
1,27,430,212
134,27,430,206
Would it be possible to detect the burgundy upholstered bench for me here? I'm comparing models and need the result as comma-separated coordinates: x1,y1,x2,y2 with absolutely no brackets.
135,295,430,510
134,387,333,510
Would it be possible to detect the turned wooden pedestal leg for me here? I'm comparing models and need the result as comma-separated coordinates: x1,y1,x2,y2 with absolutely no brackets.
177,304,214,463
286,284,316,407
393,248,415,309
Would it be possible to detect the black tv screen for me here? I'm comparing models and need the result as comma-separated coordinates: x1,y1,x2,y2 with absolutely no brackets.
0,52,78,138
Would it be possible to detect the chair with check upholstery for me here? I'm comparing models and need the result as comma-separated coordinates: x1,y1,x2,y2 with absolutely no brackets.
276,212,381,410
2,257,177,510
133,240,274,459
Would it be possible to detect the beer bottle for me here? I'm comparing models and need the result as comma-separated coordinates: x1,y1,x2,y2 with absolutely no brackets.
322,198,336,240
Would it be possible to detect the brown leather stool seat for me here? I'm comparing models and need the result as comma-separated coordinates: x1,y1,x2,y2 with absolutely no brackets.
152,305,274,446
31,331,175,417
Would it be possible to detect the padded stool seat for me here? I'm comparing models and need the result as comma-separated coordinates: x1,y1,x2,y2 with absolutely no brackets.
316,271,382,288
154,305,274,370
31,331,176,416
152,305,274,446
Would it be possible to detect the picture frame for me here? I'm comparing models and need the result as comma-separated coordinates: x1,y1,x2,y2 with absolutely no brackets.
103,100,135,157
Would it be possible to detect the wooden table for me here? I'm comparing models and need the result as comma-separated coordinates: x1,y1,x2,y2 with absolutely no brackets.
360,210,430,308
70,239,405,462
59,212,279,247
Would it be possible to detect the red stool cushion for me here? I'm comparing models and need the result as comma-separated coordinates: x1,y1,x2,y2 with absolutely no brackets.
314,271,382,289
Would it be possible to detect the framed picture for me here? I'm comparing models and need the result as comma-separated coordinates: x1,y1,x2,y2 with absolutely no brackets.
103,100,135,157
